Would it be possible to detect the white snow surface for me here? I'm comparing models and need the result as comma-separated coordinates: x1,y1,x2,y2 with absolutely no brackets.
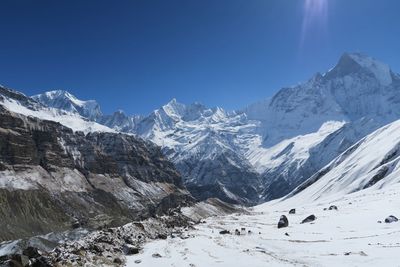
126,182,400,267
0,96,114,133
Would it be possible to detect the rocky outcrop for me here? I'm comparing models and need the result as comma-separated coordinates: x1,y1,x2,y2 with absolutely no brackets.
0,104,193,241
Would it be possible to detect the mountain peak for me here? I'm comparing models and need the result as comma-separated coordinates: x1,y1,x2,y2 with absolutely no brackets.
33,90,102,119
326,52,392,85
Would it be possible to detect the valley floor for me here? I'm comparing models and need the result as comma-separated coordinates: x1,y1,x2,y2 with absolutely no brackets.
126,184,400,267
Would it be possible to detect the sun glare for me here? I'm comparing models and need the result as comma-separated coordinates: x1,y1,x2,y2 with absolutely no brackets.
301,0,329,45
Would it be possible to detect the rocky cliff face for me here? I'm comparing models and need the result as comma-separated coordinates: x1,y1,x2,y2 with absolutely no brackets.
0,95,192,241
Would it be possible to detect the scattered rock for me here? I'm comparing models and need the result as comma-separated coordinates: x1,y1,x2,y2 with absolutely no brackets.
23,246,41,258
278,215,289,228
328,205,338,211
219,230,230,235
285,232,290,236
235,229,241,235
114,257,123,264
123,244,140,255
377,220,382,223
385,215,398,223
152,253,162,258
289,209,296,214
134,259,142,264
157,233,168,240
301,215,316,224
360,251,368,256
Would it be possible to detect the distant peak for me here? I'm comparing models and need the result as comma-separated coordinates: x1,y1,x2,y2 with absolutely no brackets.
45,89,71,97
163,98,185,109
326,52,392,85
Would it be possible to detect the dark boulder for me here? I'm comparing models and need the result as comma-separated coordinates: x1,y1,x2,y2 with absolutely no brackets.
157,233,168,240
113,258,123,264
328,205,338,211
301,215,316,224
278,215,289,228
289,209,296,214
385,215,398,223
122,244,140,255
23,246,41,259
219,230,230,235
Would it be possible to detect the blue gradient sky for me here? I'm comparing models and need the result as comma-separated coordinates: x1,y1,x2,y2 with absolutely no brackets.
1,0,400,115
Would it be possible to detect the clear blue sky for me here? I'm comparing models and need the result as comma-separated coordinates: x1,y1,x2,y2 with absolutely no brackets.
1,0,400,115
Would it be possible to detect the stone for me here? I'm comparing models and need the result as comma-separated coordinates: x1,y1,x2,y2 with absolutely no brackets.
123,244,140,255
152,253,162,258
301,215,316,224
278,215,289,228
289,209,296,214
385,215,398,223
113,258,123,264
23,246,41,258
328,205,338,211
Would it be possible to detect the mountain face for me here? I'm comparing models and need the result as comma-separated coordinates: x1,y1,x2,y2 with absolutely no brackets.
285,117,400,203
31,53,400,204
32,90,103,120
0,86,192,241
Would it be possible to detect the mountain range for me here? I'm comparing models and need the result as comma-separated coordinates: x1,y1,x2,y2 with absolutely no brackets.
24,52,400,205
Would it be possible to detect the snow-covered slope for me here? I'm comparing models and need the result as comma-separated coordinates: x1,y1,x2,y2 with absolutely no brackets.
0,87,114,133
125,118,400,266
126,181,400,267
32,90,102,120
286,118,400,203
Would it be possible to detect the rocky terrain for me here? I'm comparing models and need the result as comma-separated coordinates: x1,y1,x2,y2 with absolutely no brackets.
0,87,194,243
0,198,243,267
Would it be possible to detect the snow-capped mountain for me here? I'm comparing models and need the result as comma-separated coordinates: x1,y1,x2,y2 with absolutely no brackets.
239,53,400,199
133,99,262,204
0,85,191,242
25,52,400,204
32,90,103,120
0,87,114,133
